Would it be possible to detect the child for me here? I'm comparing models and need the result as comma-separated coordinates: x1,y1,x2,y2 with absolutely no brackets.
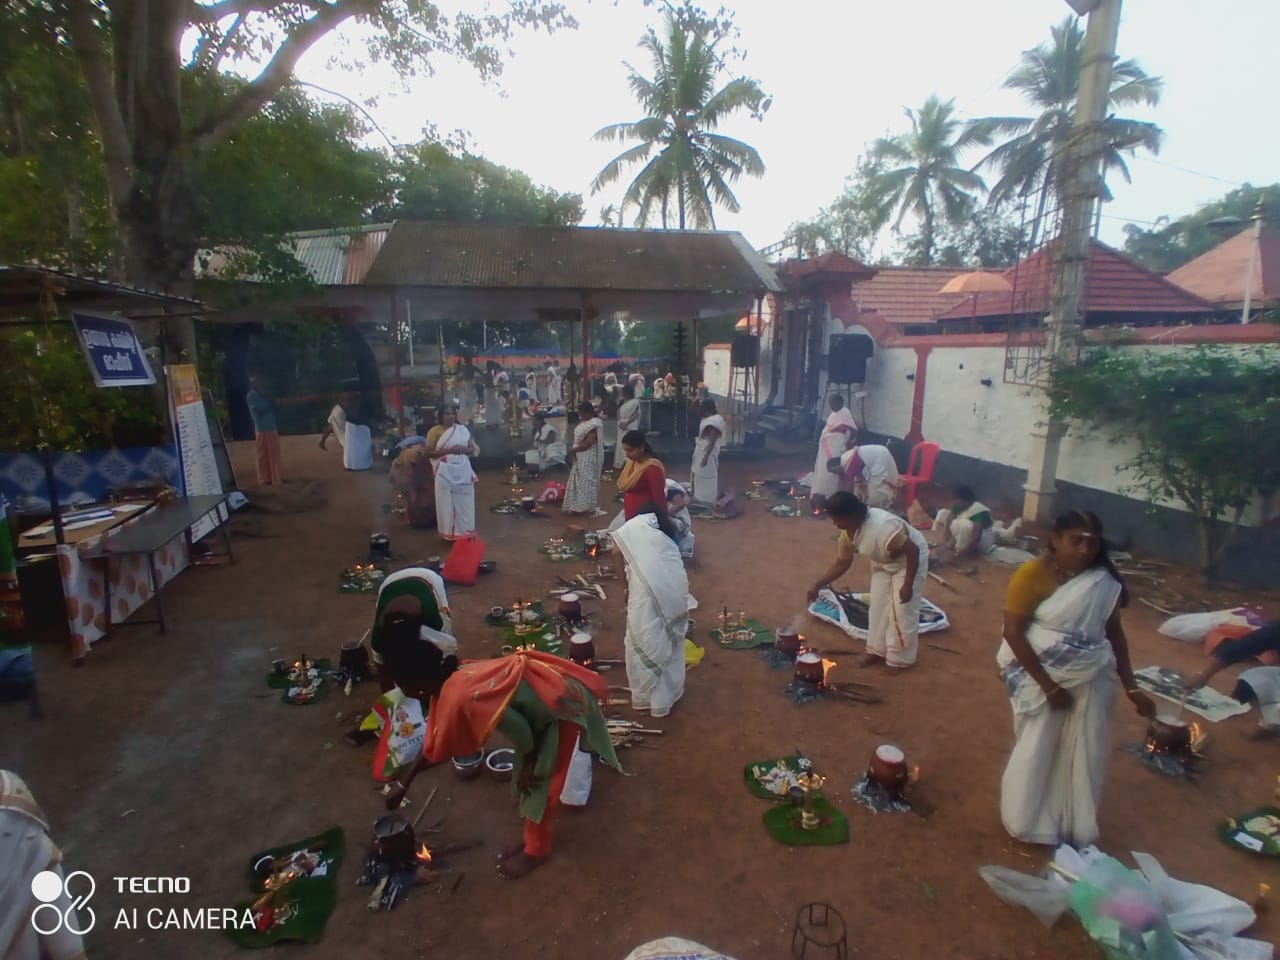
665,481,695,556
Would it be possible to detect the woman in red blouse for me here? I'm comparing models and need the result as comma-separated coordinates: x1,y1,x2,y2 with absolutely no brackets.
617,430,672,529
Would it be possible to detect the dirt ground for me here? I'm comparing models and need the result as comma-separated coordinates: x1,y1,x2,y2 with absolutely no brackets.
4,433,1278,960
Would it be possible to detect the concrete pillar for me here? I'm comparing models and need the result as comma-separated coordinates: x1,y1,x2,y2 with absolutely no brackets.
1023,418,1065,524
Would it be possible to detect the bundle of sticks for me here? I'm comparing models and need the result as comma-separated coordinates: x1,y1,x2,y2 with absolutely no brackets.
606,718,661,750
551,574,609,600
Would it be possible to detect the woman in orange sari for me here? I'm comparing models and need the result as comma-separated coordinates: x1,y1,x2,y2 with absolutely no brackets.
381,614,620,880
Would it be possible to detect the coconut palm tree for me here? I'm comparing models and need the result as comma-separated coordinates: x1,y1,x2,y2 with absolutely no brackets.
590,13,769,230
869,94,989,265
972,16,1163,227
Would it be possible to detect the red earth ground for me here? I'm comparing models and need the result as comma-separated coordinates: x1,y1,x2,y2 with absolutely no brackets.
3,434,1277,960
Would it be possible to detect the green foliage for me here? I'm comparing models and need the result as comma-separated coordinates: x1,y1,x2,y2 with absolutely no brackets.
870,95,990,265
1122,183,1280,273
0,329,164,453
381,142,583,225
788,155,891,261
591,7,769,229
1050,346,1280,580
970,16,1163,211
893,198,1023,268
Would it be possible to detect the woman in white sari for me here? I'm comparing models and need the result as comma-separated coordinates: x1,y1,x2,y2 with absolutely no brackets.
691,399,725,504
613,386,642,469
809,395,857,505
525,413,567,471
563,402,603,515
997,510,1153,847
1,770,86,960
612,512,690,718
837,444,900,509
426,405,479,541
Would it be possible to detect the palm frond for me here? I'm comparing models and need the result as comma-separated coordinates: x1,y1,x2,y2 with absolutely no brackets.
591,141,658,193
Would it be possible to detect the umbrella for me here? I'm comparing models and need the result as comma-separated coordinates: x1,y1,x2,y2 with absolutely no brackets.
939,271,1013,331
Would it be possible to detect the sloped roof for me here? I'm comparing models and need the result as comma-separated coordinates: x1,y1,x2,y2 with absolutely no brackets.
196,223,391,286
781,251,879,284
933,240,1214,322
363,223,781,293
851,266,964,327
1166,225,1280,308
0,264,204,321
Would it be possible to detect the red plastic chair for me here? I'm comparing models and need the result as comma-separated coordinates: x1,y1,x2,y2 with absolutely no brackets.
900,441,941,508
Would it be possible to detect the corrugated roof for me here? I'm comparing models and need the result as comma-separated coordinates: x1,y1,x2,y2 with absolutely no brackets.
196,224,391,286
1166,225,1280,308
362,223,781,293
932,240,1214,322
0,264,204,320
851,266,964,327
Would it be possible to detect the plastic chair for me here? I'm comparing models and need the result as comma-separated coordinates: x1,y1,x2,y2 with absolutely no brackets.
900,441,941,508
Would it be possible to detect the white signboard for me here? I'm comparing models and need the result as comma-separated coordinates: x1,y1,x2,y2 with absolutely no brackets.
165,365,226,542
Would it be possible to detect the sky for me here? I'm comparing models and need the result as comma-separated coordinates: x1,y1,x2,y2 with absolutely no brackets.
291,0,1276,252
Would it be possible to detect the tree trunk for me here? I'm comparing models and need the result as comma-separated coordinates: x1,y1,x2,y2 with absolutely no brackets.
921,205,935,266
678,179,686,231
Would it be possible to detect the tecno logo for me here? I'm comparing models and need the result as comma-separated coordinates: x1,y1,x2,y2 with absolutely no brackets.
30,870,96,935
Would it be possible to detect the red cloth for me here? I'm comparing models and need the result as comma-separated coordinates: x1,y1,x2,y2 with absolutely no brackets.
623,463,666,519
522,720,580,857
422,651,609,762
255,430,283,485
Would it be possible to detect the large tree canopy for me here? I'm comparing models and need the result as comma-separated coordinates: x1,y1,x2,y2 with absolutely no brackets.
1122,183,1280,274
23,0,574,299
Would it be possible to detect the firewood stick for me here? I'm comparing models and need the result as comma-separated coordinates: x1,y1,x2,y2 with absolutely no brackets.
1138,596,1177,616
925,642,963,655
410,786,438,830
367,876,388,910
927,571,959,593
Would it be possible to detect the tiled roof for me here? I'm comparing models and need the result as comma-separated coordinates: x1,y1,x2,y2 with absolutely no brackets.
1166,225,1280,308
933,240,1214,322
851,266,964,327
362,223,781,293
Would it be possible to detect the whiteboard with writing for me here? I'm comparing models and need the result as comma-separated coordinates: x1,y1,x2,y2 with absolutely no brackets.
165,365,226,542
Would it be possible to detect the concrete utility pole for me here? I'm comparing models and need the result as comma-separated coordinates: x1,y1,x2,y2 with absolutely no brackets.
1240,200,1265,324
1022,0,1123,524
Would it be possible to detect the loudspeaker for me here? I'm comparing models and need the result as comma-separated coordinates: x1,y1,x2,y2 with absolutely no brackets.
828,334,874,383
730,333,760,368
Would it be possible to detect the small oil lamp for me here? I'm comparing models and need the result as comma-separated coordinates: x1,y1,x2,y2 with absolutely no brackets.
797,768,826,831
507,463,522,486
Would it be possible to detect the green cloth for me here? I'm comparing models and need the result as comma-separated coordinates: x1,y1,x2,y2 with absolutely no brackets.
950,501,993,528
762,799,849,846
500,676,620,824
0,515,14,576
1220,807,1280,856
224,826,344,949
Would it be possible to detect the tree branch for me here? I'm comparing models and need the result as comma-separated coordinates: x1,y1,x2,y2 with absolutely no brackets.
190,0,364,153
187,0,289,23
64,0,135,209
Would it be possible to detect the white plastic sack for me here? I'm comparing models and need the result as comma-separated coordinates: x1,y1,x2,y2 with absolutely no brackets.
1159,609,1263,644
809,587,950,641
624,938,735,960
559,736,593,807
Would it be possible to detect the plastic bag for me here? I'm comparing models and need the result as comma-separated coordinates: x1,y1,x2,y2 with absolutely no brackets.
1068,854,1181,959
371,696,426,782
1159,609,1263,644
623,938,734,960
1131,852,1255,937
559,736,592,807
979,865,1072,927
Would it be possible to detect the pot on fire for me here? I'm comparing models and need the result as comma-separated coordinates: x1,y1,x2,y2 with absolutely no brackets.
775,628,802,657
794,651,825,685
372,814,417,866
568,632,595,665
558,593,583,622
867,744,911,792
1147,715,1192,753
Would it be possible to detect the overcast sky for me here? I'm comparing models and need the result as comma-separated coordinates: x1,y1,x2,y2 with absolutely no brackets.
293,0,1275,252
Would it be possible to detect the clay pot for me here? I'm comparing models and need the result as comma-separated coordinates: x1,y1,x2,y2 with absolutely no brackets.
1148,716,1192,752
568,632,595,664
451,751,485,780
558,593,583,622
372,813,416,865
485,748,516,782
775,629,802,656
370,532,391,559
794,651,824,685
520,496,538,513
868,744,911,791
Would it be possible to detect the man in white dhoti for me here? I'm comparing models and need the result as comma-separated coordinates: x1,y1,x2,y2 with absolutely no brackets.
807,492,929,669
836,444,900,509
997,510,1153,846
546,361,564,406
612,511,690,718
809,395,857,507
320,398,375,470
426,405,479,541
1,770,87,960
691,399,725,505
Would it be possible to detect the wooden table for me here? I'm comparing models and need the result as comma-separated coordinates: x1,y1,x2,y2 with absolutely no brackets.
18,501,155,550
80,494,234,636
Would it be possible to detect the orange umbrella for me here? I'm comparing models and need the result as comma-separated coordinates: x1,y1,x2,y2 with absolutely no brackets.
939,271,1013,330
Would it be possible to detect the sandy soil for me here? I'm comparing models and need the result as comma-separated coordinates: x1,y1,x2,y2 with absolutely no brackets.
3,433,1278,960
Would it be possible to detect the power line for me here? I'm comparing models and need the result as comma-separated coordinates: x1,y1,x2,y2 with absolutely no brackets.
1128,154,1247,188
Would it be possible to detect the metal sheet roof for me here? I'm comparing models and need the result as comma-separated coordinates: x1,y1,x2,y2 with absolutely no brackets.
362,223,781,294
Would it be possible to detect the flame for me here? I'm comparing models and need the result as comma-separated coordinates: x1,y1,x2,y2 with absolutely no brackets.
788,485,795,497
910,765,921,784
821,658,837,683
416,844,432,863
